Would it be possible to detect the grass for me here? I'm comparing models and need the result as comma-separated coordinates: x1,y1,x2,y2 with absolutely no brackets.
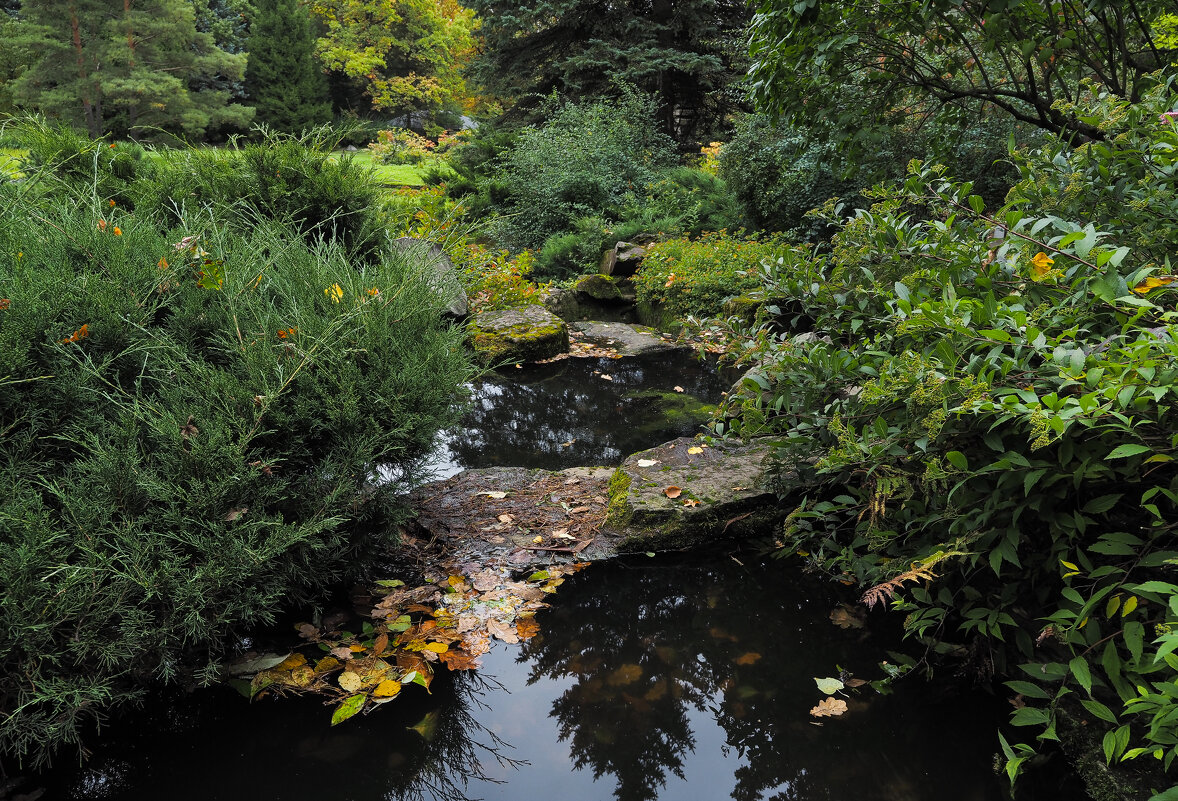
0,147,27,178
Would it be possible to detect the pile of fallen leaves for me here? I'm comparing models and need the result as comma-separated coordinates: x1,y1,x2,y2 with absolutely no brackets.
228,563,587,725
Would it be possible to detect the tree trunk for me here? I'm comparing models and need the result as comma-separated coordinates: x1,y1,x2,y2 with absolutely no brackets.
69,0,101,138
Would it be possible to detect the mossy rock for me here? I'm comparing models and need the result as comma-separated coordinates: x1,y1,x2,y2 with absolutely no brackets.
722,293,762,325
605,436,789,549
574,273,625,303
624,390,716,435
468,305,569,364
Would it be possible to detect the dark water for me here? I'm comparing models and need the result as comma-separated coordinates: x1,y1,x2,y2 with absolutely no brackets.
47,553,1006,801
424,350,728,476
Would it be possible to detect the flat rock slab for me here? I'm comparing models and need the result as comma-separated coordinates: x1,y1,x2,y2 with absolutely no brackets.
406,466,625,574
469,305,569,364
605,437,783,548
570,321,685,356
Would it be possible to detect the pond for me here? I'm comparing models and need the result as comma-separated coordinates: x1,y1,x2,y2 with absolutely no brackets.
47,552,1008,801
44,348,1016,801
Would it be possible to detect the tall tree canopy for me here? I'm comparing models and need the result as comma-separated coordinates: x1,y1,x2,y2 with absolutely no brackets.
10,0,253,139
466,0,750,141
245,0,331,131
747,0,1176,144
309,0,478,117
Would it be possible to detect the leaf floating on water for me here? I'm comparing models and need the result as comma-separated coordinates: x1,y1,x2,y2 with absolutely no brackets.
423,642,449,654
331,694,366,726
516,617,541,640
373,633,389,656
829,604,866,630
409,710,440,741
373,679,401,699
636,459,659,468
296,622,318,639
735,652,762,665
227,652,291,676
314,656,341,674
338,671,363,692
814,676,845,694
375,579,405,588
845,678,868,688
664,486,682,499
486,618,520,644
810,697,848,718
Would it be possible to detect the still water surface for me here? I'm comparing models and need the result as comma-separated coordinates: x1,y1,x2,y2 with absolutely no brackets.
52,553,1005,801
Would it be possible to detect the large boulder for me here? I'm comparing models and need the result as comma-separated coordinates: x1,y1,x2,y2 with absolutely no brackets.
599,241,647,278
391,237,468,318
570,321,683,357
468,305,569,364
605,436,786,548
573,273,625,304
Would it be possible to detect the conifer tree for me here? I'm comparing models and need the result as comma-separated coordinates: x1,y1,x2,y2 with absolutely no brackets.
466,0,750,141
10,0,252,139
244,0,331,132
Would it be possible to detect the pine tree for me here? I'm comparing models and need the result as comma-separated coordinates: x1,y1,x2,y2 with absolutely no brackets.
244,0,331,132
10,0,253,139
466,0,750,141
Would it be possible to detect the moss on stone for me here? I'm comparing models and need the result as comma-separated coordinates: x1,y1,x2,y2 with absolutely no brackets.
467,306,569,364
574,273,624,302
605,468,634,528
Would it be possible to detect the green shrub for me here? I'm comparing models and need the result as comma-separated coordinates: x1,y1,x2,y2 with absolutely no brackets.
367,128,437,165
491,89,677,252
134,127,385,261
0,159,472,768
631,231,786,320
718,82,1178,792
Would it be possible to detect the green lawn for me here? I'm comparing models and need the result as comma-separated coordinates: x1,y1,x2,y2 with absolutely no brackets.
333,151,457,187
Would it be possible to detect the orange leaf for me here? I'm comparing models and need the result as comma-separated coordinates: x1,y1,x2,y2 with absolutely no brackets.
664,486,682,499
809,697,848,718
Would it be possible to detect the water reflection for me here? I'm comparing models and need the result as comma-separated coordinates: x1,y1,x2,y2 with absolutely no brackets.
430,351,727,475
518,554,1007,801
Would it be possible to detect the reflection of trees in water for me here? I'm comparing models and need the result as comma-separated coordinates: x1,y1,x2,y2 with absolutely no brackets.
519,555,1004,801
57,669,524,801
447,354,726,472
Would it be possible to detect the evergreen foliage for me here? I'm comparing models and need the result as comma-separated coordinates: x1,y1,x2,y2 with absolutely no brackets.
0,125,473,769
10,0,253,139
467,0,749,140
244,0,331,132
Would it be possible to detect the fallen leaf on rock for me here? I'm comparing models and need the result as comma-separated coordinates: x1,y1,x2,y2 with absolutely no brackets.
498,514,514,524
532,535,543,544
478,491,508,499
568,506,590,514
637,459,659,468
553,532,576,540
810,697,848,718
687,446,704,455
683,499,701,507
552,527,569,537
664,486,682,499
673,386,684,393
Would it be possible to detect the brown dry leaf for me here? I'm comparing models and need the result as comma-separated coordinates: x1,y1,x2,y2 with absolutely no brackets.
734,652,762,665
486,618,520,644
462,630,492,657
568,505,590,514
810,697,848,718
664,486,683,499
439,649,482,670
456,615,480,633
330,647,354,660
373,633,389,656
683,499,701,507
338,671,363,692
470,570,500,592
829,605,866,630
179,416,199,439
516,617,541,640
498,513,515,524
552,527,569,537
845,678,868,688
225,506,248,522
601,374,613,381
296,622,318,639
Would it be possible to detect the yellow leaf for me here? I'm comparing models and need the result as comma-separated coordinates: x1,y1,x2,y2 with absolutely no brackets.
423,642,449,653
687,446,704,455
1030,251,1054,281
373,679,402,698
1122,596,1139,616
276,653,307,671
1132,276,1178,295
338,671,363,692
1060,560,1079,572
664,486,682,499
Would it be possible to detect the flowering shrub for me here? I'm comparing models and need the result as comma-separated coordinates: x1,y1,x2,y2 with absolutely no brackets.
368,128,437,165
